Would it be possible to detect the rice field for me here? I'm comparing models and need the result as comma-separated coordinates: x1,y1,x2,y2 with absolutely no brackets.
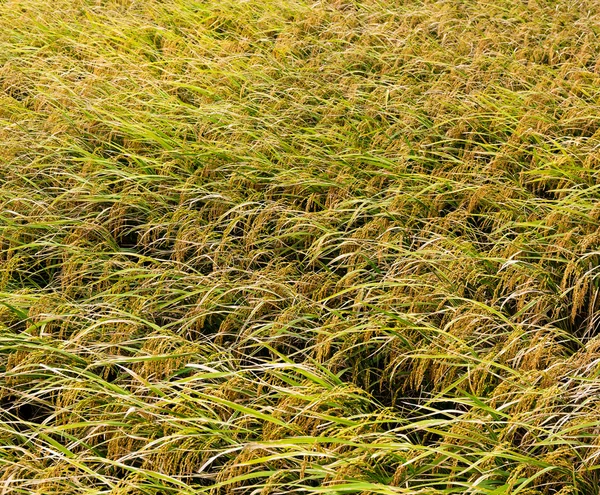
1,0,600,493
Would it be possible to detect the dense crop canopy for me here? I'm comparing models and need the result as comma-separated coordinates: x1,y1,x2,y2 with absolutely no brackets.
1,0,600,493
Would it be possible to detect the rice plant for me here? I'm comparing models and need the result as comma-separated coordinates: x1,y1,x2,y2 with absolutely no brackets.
1,0,600,493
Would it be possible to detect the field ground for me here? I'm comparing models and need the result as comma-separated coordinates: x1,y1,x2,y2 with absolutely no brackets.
1,0,600,493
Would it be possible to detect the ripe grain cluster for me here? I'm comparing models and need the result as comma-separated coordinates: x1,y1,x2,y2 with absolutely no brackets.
1,0,600,494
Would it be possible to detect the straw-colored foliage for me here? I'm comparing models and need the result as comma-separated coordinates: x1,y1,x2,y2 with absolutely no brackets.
1,0,600,493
